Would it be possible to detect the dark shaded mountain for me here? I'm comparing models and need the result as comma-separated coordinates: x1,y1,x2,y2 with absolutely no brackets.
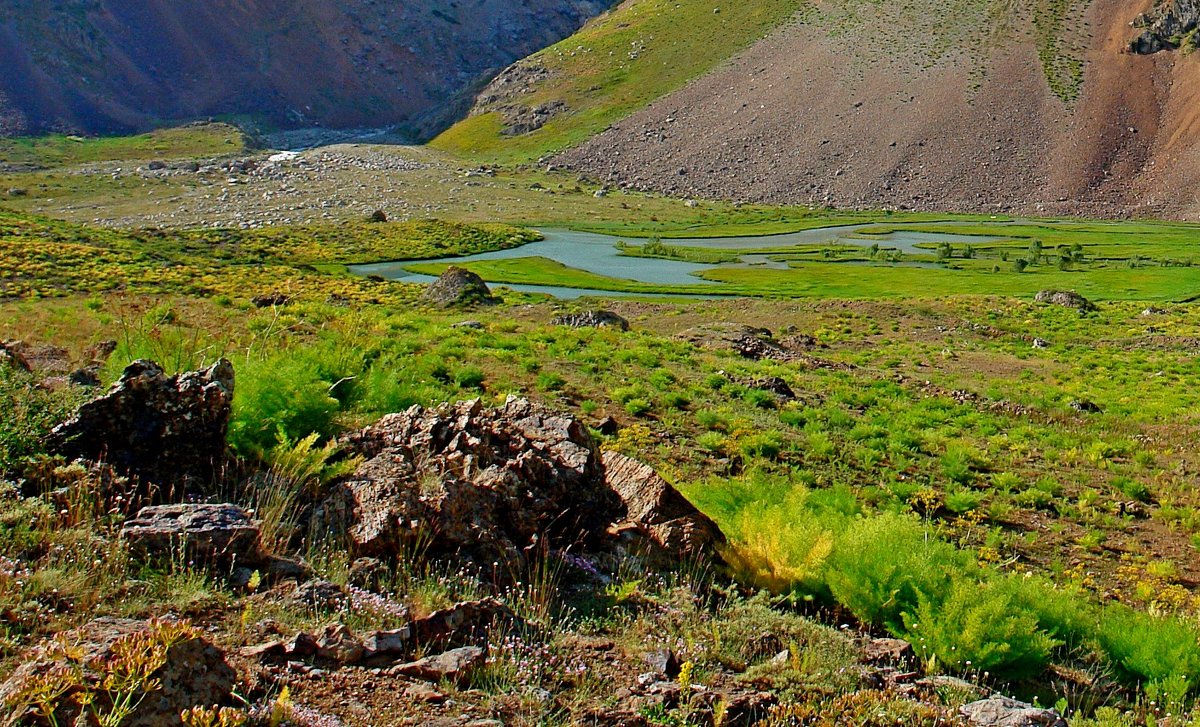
0,0,615,138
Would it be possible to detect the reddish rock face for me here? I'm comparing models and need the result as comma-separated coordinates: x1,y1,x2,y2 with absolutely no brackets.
0,0,615,137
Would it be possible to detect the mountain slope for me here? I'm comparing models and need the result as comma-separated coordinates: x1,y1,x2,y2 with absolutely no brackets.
556,0,1200,218
430,0,804,163
439,0,1200,219
0,0,615,137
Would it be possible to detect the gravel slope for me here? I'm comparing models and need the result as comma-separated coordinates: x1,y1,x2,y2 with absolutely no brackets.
558,0,1200,219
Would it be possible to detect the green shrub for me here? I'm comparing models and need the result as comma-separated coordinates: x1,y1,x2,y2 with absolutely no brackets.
695,408,730,431
1112,476,1152,503
744,389,777,410
624,399,653,417
1095,605,1200,686
0,367,85,476
902,579,1058,679
989,574,1093,649
228,354,343,457
944,489,984,514
536,371,566,391
737,431,784,460
826,514,969,633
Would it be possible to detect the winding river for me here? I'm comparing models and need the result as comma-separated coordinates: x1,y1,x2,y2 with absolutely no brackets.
351,224,1002,299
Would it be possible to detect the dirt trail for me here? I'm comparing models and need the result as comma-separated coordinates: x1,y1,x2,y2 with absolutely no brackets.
558,0,1200,219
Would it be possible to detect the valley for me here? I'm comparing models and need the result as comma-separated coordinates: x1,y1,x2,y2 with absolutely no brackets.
3,1,1200,725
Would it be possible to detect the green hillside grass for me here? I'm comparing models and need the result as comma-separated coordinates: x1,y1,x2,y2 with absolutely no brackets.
430,0,803,163
0,123,248,168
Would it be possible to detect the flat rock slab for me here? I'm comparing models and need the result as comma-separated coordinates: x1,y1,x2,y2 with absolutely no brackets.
389,646,486,684
961,696,1067,727
121,503,264,564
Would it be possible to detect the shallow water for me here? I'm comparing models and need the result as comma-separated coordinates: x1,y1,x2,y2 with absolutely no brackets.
351,223,1003,298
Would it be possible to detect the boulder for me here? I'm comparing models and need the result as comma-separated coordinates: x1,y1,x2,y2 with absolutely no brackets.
602,451,726,562
1128,0,1200,54
552,310,630,330
318,397,622,565
121,503,264,565
47,359,234,489
960,696,1066,727
1034,289,1096,312
0,617,236,727
422,266,496,307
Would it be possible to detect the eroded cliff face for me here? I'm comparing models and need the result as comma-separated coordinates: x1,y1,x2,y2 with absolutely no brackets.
0,0,615,137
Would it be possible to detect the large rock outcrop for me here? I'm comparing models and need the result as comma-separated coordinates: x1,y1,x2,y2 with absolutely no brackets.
316,397,725,572
46,359,233,489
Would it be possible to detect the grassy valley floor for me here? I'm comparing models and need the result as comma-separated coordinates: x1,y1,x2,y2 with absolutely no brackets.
3,126,1200,724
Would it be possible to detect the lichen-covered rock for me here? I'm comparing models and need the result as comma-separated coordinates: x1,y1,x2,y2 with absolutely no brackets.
421,267,497,307
390,646,486,684
121,503,264,565
552,309,630,330
0,617,236,727
47,359,234,489
317,398,727,576
1034,289,1096,312
960,695,1066,726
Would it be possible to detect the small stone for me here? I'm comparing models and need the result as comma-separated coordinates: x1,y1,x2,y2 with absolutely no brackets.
402,681,446,704
390,646,485,684
643,648,681,678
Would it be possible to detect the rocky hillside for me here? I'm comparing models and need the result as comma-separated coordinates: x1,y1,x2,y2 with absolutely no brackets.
0,0,615,138
443,0,1200,219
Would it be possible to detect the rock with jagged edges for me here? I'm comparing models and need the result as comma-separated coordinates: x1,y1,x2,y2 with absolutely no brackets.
960,695,1066,726
121,503,264,565
316,398,726,575
1034,289,1096,312
552,310,630,330
317,397,621,565
47,359,234,490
